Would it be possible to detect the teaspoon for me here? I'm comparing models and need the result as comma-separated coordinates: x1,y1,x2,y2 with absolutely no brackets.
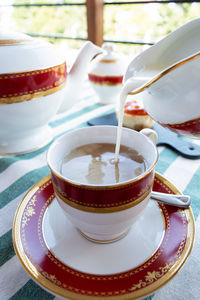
151,191,191,208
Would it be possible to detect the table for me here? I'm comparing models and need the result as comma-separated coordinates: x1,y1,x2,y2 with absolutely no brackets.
0,80,200,300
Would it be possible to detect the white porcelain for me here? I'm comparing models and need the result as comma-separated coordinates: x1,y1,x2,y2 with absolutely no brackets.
58,41,102,112
0,32,102,154
56,195,150,243
88,43,127,104
47,125,158,243
151,191,191,208
122,18,200,136
13,173,195,299
44,197,164,274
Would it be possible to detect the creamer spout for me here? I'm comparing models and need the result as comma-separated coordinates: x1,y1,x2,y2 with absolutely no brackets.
122,77,149,96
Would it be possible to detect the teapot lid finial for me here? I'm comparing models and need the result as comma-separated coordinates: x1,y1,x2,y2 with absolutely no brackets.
97,42,119,61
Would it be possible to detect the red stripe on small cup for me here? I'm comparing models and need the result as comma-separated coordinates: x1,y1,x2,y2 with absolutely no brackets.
88,73,123,86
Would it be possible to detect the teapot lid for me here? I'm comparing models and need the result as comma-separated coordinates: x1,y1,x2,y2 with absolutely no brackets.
0,31,65,74
0,31,33,46
88,42,127,77
97,42,120,62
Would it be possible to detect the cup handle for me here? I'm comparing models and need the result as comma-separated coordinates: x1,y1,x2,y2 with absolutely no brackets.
140,128,158,146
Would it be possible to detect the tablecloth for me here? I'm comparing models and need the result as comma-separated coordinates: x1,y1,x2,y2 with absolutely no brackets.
0,80,200,300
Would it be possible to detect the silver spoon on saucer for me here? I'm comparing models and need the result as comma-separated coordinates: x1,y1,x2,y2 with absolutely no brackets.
151,191,191,208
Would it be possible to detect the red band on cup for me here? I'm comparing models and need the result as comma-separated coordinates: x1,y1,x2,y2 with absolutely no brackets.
51,170,154,213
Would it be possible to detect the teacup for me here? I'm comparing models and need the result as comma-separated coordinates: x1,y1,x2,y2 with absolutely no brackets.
47,126,158,243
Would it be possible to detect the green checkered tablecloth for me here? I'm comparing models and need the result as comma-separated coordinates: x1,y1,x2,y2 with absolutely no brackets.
0,80,200,300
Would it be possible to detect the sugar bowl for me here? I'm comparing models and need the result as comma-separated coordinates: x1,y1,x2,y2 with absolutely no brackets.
88,43,127,104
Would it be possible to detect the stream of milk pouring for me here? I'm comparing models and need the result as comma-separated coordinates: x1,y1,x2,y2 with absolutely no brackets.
114,77,149,162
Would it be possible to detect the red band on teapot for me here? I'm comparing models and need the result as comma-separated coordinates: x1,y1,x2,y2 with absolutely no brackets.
0,62,67,104
88,73,123,86
159,117,200,137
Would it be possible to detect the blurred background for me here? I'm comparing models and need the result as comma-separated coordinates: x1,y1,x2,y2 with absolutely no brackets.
1,0,200,58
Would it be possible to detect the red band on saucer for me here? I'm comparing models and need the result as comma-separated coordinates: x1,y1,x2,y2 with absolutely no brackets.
0,62,67,104
88,73,123,86
13,173,194,300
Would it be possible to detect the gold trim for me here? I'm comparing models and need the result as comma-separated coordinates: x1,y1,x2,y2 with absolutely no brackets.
88,72,123,86
130,207,195,300
79,229,129,243
88,73,123,78
48,153,158,190
167,117,200,127
98,59,118,63
0,39,32,46
0,62,66,104
42,197,165,278
128,51,200,96
0,62,66,78
89,80,122,86
160,117,200,133
43,190,165,276
0,82,66,105
12,172,195,300
54,186,151,213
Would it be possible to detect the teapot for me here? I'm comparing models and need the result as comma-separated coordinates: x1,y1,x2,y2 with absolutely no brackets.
0,32,102,154
122,18,200,137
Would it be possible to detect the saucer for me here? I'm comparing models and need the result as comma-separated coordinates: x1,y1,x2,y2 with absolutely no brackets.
13,173,195,299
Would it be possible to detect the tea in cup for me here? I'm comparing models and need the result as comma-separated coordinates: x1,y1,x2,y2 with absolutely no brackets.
47,126,158,243
60,143,147,185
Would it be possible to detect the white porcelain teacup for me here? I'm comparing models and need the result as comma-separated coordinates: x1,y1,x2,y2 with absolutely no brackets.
47,126,158,243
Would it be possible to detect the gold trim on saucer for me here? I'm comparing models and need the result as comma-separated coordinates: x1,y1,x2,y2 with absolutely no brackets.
12,172,195,300
128,51,200,96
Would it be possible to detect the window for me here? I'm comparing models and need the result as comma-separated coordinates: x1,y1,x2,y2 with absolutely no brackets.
0,0,199,56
